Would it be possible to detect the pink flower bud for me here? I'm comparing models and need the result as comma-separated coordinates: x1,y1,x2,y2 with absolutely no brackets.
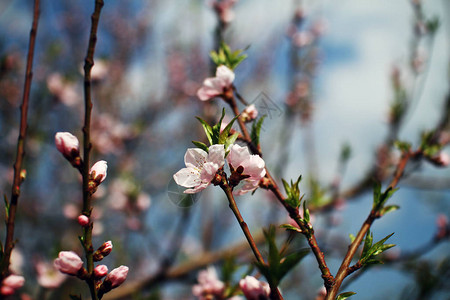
94,265,108,279
1,274,25,296
93,241,113,261
55,132,80,158
239,276,270,300
90,160,108,183
105,265,129,288
54,251,84,275
438,153,450,167
77,215,90,227
241,104,258,122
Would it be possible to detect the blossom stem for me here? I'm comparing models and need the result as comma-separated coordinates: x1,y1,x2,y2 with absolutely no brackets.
81,1,104,299
325,151,414,299
1,0,40,279
224,91,334,287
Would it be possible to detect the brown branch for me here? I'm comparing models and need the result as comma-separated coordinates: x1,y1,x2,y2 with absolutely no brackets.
224,93,334,288
1,0,40,279
325,151,417,299
81,1,104,299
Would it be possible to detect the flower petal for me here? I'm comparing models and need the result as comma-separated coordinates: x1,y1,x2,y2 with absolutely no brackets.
216,65,235,86
184,148,208,168
208,144,226,167
173,167,201,188
227,144,250,169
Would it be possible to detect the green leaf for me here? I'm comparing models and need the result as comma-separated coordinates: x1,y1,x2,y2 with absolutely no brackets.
250,115,266,147
361,232,396,265
277,249,309,281
394,141,411,152
196,117,213,145
336,291,356,300
372,181,382,208
192,141,209,153
303,200,310,223
280,224,302,233
362,231,373,258
224,132,240,154
4,194,9,220
264,226,280,272
379,205,400,216
426,16,440,34
349,234,356,243
282,175,303,209
219,114,239,145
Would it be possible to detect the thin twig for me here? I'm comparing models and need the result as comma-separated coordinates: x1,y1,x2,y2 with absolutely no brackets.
81,1,104,299
1,0,40,279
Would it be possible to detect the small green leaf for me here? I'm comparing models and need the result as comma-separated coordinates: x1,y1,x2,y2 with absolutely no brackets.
224,132,240,154
196,117,213,145
372,181,382,208
394,141,411,152
280,224,302,233
192,141,209,153
336,291,356,300
303,201,310,223
277,249,309,281
251,115,266,147
380,205,400,216
362,231,373,258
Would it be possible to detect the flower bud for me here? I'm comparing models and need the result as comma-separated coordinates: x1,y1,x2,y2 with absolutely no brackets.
94,265,108,279
105,265,129,288
55,132,80,159
54,251,84,275
239,276,271,300
90,160,108,184
0,274,25,295
93,241,113,262
77,215,90,227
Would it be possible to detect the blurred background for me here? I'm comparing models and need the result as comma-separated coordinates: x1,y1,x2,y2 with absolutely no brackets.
0,0,449,299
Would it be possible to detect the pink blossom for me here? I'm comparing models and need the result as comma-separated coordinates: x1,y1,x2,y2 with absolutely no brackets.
173,144,225,194
1,275,25,296
36,260,66,289
90,160,108,183
55,132,79,158
192,266,225,299
227,144,266,194
94,241,113,261
211,0,238,24
54,251,84,275
241,104,258,122
105,265,129,288
239,276,270,300
197,65,235,101
437,152,450,167
94,265,108,279
77,215,89,227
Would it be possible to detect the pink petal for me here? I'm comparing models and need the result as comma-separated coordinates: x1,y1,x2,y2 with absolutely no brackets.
216,65,235,86
184,148,208,168
173,167,201,188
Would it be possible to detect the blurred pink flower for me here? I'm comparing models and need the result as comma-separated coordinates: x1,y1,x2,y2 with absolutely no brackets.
54,251,84,275
239,276,270,300
227,144,266,194
211,0,238,23
241,104,258,122
105,265,129,288
173,144,225,194
1,274,25,296
90,160,108,183
55,132,79,158
197,65,235,101
36,261,66,289
192,266,225,299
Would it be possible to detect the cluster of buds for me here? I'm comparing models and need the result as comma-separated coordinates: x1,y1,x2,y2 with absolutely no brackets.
0,274,25,296
54,242,129,297
55,132,108,194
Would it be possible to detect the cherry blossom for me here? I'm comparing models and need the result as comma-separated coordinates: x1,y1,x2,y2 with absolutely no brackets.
0,274,25,296
173,144,225,193
55,132,80,159
36,260,66,289
241,104,258,122
192,266,225,300
227,144,266,194
90,160,108,183
197,65,235,101
105,265,129,288
239,276,270,300
54,251,84,275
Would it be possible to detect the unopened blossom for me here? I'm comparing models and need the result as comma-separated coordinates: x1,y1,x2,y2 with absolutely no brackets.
36,260,66,289
77,215,89,227
90,160,108,183
105,265,129,288
94,241,113,261
227,144,266,194
55,132,80,159
54,251,84,275
436,152,450,167
1,274,25,296
239,276,270,300
192,266,225,299
94,265,108,279
241,104,258,122
173,144,225,194
211,0,238,24
197,65,235,101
